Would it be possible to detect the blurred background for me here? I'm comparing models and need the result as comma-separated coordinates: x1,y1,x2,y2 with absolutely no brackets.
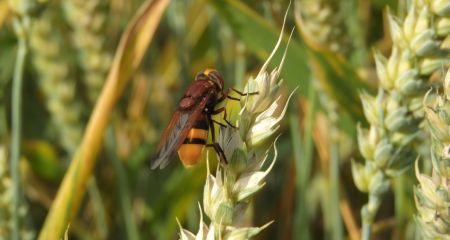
0,0,417,239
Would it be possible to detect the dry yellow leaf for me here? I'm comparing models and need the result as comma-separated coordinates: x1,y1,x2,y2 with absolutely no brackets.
38,0,169,239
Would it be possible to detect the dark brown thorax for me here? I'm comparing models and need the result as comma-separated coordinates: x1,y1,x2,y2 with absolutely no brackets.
178,69,224,111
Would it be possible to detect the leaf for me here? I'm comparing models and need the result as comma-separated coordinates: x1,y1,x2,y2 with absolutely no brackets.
38,0,170,239
0,30,16,87
294,8,372,123
22,140,61,181
151,165,206,239
208,0,310,90
295,8,369,121
308,51,368,122
210,0,370,123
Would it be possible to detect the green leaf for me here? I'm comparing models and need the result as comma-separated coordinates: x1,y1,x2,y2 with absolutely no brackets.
208,0,310,90
0,30,16,87
307,49,369,122
22,140,62,181
151,164,205,239
209,0,371,123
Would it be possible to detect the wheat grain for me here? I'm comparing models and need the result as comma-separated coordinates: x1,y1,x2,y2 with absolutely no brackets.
352,1,450,238
415,69,450,239
63,0,112,103
30,8,84,153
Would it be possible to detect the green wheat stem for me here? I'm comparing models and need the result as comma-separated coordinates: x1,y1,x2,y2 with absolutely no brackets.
329,105,343,240
290,114,310,240
330,143,342,240
167,0,189,87
233,43,246,90
292,78,317,240
393,175,407,238
0,81,7,141
107,127,140,240
362,222,371,240
303,79,316,184
10,16,28,240
87,178,108,238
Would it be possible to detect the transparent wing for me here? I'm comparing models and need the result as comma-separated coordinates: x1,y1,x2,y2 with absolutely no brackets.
150,98,207,169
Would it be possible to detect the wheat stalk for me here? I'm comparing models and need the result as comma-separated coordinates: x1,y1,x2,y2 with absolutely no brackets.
352,0,450,238
178,21,296,240
5,0,41,239
295,0,352,238
415,69,450,239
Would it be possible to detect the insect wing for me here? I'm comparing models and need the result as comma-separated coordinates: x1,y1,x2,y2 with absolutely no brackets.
150,98,208,169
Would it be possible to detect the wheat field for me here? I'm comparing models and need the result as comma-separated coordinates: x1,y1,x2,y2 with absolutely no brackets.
0,0,449,239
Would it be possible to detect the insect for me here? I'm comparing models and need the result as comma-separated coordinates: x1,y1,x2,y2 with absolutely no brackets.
150,69,256,169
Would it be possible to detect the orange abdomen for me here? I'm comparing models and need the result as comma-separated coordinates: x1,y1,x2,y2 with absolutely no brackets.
178,128,208,167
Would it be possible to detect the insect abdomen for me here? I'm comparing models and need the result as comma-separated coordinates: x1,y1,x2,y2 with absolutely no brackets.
177,118,208,167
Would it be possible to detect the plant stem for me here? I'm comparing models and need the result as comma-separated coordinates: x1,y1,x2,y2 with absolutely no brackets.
290,114,308,239
292,80,317,240
87,179,108,238
329,115,343,240
107,127,140,240
362,221,371,240
10,17,28,240
303,80,317,183
393,175,406,239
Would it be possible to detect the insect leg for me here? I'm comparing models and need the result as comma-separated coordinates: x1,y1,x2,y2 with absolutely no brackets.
206,143,228,164
227,96,241,101
207,114,228,164
211,107,237,128
216,89,234,102
216,94,226,102
224,88,259,102
231,88,259,96
211,119,227,128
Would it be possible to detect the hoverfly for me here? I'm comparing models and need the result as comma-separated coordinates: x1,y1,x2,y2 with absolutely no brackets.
150,69,256,169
